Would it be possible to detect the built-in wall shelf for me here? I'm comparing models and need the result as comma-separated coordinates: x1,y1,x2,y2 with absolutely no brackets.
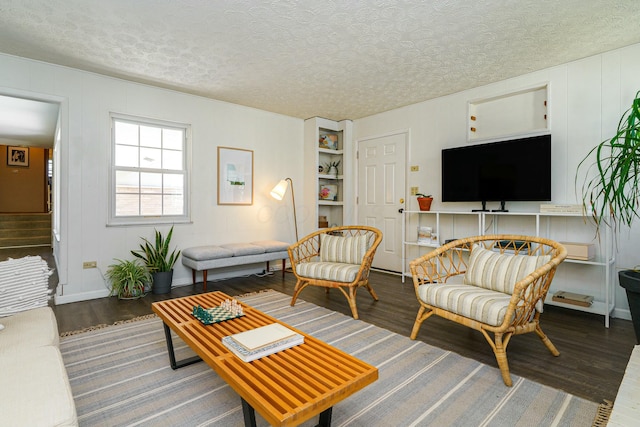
468,83,549,142
303,118,352,234
402,209,615,327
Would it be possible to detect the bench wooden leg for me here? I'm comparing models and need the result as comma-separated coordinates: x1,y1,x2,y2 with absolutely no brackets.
203,270,208,291
266,259,287,277
191,269,196,285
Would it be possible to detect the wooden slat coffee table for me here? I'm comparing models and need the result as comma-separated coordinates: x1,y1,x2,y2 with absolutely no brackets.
152,291,378,427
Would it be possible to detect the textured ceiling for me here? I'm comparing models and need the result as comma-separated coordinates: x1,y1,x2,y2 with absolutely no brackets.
1,0,640,121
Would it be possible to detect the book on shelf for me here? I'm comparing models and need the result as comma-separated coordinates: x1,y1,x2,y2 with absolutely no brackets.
222,323,304,362
539,204,582,214
417,226,432,244
552,291,594,307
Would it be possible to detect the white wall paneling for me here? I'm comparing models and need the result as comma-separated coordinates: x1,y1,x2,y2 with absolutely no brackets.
355,42,640,320
0,53,303,304
3,41,640,316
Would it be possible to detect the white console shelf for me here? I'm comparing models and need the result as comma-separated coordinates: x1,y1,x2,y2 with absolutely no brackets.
402,210,615,327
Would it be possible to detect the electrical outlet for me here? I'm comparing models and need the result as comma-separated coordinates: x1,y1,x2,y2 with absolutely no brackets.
410,187,419,196
83,261,97,269
410,165,419,172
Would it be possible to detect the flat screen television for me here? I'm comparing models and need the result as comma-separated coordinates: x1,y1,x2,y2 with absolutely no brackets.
441,134,551,211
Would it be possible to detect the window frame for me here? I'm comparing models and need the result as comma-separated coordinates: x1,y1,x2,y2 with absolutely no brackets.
108,112,191,226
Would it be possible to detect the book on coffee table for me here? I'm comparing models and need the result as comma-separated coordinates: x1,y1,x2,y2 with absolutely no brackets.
222,323,304,362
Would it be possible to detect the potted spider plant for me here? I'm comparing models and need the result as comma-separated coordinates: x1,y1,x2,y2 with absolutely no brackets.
416,193,433,211
131,226,181,295
106,259,151,299
577,90,640,343
324,160,341,177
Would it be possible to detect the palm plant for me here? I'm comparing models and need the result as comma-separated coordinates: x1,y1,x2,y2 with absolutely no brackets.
577,91,640,232
577,90,640,344
106,259,150,299
131,226,181,272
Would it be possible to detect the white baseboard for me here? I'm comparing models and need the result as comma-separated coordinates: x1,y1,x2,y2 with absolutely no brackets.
54,288,110,305
613,308,632,321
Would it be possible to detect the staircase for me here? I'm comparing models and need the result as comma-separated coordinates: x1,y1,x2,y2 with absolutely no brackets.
0,213,51,248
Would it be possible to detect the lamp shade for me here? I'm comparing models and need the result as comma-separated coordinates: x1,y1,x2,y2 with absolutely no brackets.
270,179,288,200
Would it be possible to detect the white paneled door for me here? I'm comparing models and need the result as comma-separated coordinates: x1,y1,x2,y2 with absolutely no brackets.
357,132,406,272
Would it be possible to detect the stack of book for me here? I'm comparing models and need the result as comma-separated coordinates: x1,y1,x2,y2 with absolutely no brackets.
417,226,432,245
222,323,304,362
552,291,594,307
539,204,582,214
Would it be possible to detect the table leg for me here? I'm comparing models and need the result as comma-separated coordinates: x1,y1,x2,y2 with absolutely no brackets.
162,322,202,370
240,397,333,427
241,398,257,427
317,407,333,427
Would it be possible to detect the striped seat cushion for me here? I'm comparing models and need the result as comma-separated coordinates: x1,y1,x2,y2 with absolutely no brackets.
320,234,368,265
464,244,550,294
295,262,361,283
417,282,513,327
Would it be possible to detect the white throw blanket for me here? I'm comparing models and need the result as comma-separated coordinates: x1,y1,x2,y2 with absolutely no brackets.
0,256,53,316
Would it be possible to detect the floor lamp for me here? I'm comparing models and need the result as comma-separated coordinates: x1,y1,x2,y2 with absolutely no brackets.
270,177,299,242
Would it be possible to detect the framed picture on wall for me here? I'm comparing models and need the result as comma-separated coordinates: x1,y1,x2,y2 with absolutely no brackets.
7,146,29,167
217,146,254,205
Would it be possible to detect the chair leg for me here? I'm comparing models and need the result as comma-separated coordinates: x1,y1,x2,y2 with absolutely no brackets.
487,332,513,387
290,280,308,307
535,324,560,356
348,287,359,319
334,286,360,319
365,282,379,301
410,305,433,339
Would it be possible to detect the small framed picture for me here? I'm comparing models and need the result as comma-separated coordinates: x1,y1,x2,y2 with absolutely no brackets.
217,146,253,205
319,184,338,201
7,146,29,167
319,134,338,150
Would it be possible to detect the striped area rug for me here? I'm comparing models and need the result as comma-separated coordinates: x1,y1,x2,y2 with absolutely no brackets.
60,290,598,426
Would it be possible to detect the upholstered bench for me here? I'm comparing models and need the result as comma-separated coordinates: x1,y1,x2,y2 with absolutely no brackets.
409,235,567,386
0,307,78,426
182,240,289,290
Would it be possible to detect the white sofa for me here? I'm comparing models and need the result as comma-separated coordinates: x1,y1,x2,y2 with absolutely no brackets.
0,307,78,426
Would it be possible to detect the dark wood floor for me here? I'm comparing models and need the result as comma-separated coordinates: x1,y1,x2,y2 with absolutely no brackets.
3,246,636,404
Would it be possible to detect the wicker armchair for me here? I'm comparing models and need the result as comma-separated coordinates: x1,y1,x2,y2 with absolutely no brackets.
288,225,383,319
409,235,567,386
